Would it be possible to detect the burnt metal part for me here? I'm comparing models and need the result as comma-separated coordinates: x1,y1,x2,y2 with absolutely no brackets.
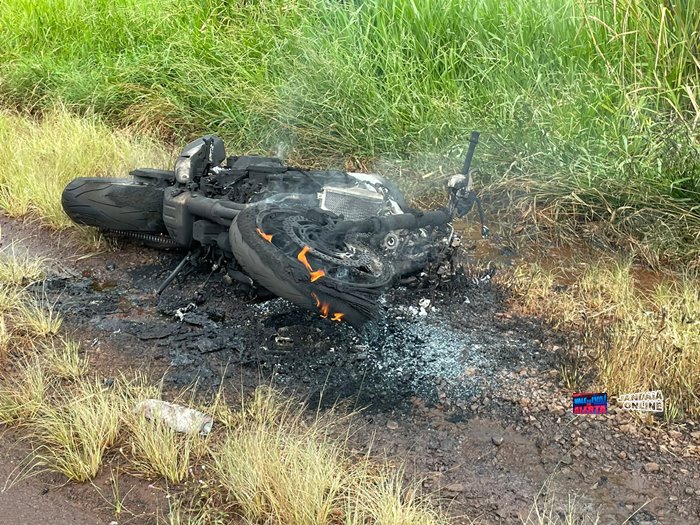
324,208,453,243
156,249,201,296
461,131,481,175
130,168,175,187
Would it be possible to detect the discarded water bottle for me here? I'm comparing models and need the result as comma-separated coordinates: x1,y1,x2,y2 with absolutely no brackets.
133,399,213,435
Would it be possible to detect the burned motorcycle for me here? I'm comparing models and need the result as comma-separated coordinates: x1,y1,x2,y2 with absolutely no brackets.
62,132,486,328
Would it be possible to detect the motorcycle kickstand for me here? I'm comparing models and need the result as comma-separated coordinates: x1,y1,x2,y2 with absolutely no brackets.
156,249,201,297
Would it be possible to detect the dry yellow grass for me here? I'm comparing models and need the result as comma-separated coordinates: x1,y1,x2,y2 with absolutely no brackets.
124,409,208,484
0,243,45,285
32,378,125,481
0,283,25,314
210,387,450,525
13,297,63,337
509,259,700,419
522,475,599,525
37,338,88,380
0,107,169,228
0,356,50,424
0,246,62,359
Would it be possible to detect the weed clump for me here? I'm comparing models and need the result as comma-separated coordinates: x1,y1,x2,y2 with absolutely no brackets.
510,259,700,419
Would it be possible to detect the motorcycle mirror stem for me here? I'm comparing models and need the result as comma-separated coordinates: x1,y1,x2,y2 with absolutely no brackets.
461,131,480,175
447,130,480,195
446,131,489,238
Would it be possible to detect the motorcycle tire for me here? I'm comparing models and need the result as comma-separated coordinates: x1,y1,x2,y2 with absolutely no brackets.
229,205,392,328
62,177,167,233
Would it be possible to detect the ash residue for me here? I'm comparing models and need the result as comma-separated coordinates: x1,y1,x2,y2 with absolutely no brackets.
359,306,496,407
41,252,547,414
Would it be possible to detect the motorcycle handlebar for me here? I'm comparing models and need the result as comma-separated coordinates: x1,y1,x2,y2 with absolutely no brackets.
323,208,452,243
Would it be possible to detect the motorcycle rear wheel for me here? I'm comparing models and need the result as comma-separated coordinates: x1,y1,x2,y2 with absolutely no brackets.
62,177,167,233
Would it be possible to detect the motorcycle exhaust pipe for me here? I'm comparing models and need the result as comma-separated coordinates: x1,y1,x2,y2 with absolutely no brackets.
185,194,244,226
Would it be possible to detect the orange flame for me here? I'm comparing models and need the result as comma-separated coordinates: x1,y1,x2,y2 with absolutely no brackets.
256,228,273,242
320,302,330,318
297,246,326,282
310,293,344,322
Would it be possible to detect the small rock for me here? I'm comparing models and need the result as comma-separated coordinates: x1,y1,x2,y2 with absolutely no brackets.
444,483,465,493
491,435,504,446
685,487,694,495
572,449,583,458
618,451,627,460
386,420,399,430
691,431,700,440
643,462,660,473
105,261,116,271
561,454,573,465
274,335,293,347
620,423,636,434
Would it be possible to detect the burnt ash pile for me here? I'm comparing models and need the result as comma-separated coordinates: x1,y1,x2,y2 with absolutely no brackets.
39,246,552,412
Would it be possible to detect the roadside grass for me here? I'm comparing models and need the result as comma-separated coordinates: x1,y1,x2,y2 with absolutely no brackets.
508,258,700,420
0,357,50,424
33,377,128,481
13,297,63,337
0,243,45,285
0,107,169,229
523,476,599,525
0,0,698,265
124,409,207,484
37,338,89,381
210,388,351,524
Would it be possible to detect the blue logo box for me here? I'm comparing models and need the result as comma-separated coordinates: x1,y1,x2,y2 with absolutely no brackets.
572,392,607,414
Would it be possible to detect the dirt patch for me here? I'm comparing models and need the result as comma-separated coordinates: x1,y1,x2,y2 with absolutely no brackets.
0,426,172,525
2,217,700,524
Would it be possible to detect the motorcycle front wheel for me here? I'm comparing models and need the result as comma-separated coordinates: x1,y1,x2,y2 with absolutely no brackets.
229,204,395,328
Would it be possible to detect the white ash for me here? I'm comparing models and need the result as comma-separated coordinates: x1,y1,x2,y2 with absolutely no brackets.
362,304,497,402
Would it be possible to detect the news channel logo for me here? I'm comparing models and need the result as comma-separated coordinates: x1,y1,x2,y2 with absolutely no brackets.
572,390,664,414
572,392,607,414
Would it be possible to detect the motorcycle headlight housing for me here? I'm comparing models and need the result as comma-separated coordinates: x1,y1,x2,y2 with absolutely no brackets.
175,156,192,183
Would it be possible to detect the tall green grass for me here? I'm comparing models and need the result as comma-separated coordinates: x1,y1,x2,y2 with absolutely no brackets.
0,0,698,264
